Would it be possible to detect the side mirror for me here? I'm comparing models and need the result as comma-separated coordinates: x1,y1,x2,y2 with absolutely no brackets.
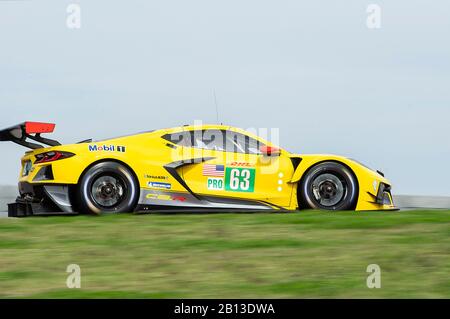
260,145,281,156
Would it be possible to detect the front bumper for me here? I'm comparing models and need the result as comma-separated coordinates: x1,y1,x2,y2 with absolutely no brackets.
357,182,397,211
375,183,394,206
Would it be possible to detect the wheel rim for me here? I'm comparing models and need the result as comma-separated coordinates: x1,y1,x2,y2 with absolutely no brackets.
311,173,346,207
91,175,126,208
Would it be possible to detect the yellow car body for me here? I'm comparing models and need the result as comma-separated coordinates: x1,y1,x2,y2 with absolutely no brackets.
2,122,396,215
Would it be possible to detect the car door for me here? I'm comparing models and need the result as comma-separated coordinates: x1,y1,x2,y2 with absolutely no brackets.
180,128,229,196
181,128,296,209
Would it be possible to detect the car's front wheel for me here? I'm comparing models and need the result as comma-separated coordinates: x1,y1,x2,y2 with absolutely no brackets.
299,161,358,211
76,161,139,214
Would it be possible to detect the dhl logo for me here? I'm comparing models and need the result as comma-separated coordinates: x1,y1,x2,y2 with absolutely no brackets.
229,162,254,167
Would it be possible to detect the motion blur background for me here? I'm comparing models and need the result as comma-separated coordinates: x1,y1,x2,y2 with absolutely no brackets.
1,0,449,195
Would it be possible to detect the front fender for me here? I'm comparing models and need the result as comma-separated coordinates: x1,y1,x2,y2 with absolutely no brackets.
289,154,395,211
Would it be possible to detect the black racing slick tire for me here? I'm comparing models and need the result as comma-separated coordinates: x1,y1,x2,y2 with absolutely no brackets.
76,161,139,215
299,161,358,211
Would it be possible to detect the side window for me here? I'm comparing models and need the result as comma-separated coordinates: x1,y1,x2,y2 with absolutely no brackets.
224,131,265,154
247,135,264,154
162,131,192,147
163,130,265,154
192,130,225,151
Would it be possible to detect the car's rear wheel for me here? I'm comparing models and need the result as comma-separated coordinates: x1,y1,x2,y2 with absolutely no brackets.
299,161,358,211
76,161,139,214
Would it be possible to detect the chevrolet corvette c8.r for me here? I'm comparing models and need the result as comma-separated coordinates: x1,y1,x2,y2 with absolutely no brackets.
0,122,396,216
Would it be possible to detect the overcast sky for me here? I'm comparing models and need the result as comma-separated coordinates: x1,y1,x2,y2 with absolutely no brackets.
1,1,449,195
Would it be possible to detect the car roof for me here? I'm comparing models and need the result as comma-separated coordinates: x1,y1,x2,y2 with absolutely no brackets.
96,124,230,142
164,124,231,132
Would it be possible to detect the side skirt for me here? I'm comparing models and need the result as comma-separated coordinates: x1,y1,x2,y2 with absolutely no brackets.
135,205,285,214
136,189,279,212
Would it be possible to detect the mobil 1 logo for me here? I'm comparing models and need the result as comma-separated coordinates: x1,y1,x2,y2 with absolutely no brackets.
88,145,126,153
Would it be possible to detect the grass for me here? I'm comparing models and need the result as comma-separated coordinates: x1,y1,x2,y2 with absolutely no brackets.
0,210,449,298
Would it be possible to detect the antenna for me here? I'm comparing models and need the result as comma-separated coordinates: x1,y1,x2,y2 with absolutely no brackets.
213,89,221,125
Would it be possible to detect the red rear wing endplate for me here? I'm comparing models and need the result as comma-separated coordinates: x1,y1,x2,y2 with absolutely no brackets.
25,122,56,134
0,122,60,149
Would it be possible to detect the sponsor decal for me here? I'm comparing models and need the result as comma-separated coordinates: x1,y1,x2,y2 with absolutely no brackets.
207,177,224,190
145,193,186,201
88,145,126,153
202,164,225,177
229,162,254,167
225,167,255,192
145,174,169,180
144,174,169,180
148,182,172,190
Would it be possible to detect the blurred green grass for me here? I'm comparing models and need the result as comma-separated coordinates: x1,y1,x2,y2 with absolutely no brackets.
0,210,449,298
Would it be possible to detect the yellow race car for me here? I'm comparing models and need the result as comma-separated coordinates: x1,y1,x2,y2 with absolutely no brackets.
1,122,396,216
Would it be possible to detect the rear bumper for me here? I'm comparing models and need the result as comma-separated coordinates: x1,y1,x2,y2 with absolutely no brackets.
8,182,77,217
8,198,69,217
8,198,77,217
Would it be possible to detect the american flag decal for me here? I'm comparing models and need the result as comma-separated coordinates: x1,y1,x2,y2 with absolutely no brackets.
202,164,225,177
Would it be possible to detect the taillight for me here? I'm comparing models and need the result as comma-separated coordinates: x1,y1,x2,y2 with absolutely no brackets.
35,151,74,164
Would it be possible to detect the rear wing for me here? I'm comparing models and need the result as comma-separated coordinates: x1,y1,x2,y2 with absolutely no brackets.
0,122,61,149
